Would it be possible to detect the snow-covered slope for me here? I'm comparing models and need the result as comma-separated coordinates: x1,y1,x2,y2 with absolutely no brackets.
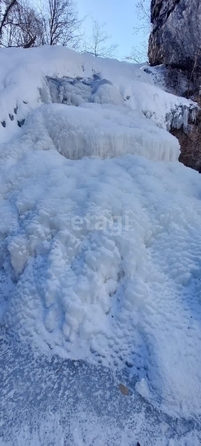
0,45,197,143
1,46,201,431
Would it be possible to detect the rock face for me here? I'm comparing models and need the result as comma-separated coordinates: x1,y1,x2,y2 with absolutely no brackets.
149,0,201,173
171,109,201,172
149,0,201,71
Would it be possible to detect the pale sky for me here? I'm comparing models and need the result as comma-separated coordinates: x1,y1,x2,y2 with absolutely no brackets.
77,0,150,61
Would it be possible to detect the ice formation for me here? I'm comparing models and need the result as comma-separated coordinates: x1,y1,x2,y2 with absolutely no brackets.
0,46,201,422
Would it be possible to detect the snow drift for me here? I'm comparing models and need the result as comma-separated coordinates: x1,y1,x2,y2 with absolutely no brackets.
0,46,201,422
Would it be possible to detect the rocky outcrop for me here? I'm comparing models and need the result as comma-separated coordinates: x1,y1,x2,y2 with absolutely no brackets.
149,0,201,172
149,0,201,72
166,102,201,172
170,109,201,172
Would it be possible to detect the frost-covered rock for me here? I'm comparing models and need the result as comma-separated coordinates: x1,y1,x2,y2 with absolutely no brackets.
47,76,123,107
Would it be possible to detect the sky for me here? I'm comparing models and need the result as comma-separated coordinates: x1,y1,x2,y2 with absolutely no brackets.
77,0,150,61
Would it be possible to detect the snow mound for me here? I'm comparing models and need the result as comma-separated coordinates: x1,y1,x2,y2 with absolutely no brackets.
24,103,179,161
0,45,196,144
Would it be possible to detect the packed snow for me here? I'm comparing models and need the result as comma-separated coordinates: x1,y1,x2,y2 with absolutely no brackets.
1,45,201,443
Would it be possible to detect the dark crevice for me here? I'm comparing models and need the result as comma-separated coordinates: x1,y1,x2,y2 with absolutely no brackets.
17,119,25,128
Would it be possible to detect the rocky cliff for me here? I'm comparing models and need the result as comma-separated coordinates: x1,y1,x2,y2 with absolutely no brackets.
149,0,201,172
149,0,201,71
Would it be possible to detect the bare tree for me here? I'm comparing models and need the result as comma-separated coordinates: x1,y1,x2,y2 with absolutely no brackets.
0,0,83,49
0,0,17,44
3,1,44,48
126,0,150,63
84,20,118,58
135,0,150,28
0,0,44,47
125,41,149,63
40,0,83,48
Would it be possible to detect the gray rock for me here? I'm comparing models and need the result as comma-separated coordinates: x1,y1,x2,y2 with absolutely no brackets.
148,0,201,71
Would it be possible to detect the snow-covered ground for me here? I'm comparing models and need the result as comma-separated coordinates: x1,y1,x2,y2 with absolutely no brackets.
1,46,201,445
0,45,197,143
